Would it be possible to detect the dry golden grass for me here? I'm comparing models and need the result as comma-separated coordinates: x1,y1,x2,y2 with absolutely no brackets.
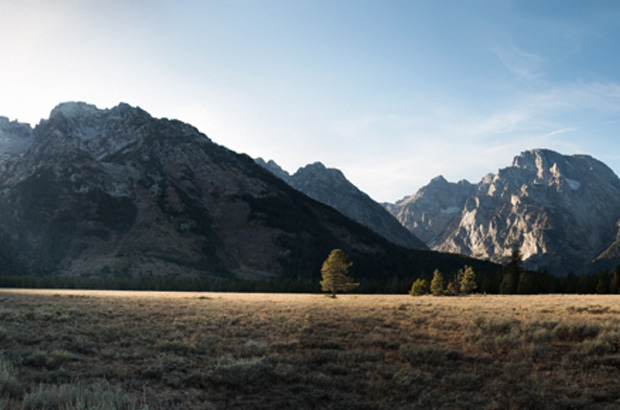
0,290,619,409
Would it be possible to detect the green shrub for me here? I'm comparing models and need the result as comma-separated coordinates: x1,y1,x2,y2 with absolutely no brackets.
574,339,614,356
574,330,620,356
486,317,521,335
22,381,131,410
156,339,198,354
477,334,521,358
24,350,79,370
206,356,274,386
0,328,9,343
242,340,268,357
469,316,520,335
399,344,460,365
0,308,24,322
0,358,20,398
392,368,433,387
553,322,601,342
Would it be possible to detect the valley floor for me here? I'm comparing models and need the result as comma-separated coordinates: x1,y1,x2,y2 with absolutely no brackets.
0,290,619,409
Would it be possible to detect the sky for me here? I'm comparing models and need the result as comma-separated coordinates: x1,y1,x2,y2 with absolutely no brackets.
2,0,620,202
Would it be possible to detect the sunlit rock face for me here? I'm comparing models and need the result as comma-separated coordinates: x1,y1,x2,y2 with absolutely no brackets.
0,102,428,279
256,159,427,250
385,175,476,248
387,149,620,275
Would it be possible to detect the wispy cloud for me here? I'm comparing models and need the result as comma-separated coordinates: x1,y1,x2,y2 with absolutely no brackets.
326,79,620,201
491,42,545,80
534,82,620,113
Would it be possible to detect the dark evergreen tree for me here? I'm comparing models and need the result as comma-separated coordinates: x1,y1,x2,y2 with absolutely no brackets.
500,248,523,294
610,269,619,294
596,270,610,294
517,271,535,294
564,273,578,293
576,273,591,294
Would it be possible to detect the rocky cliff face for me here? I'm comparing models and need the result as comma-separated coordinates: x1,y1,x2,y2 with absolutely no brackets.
256,159,427,249
384,176,476,247
2,102,488,281
387,149,620,274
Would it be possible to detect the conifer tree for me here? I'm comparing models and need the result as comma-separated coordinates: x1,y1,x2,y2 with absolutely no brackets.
517,271,535,294
430,269,445,296
459,265,477,295
596,277,607,294
320,249,358,298
409,278,429,296
610,269,619,294
445,280,458,296
499,273,515,294
576,273,590,294
501,248,522,294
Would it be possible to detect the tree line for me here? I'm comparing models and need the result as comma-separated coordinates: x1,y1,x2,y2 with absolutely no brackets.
1,248,619,295
407,249,620,296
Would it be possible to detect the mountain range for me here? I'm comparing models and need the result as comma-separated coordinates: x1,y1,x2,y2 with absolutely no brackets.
261,150,620,276
3,101,617,281
255,159,426,249
386,149,620,274
0,102,496,284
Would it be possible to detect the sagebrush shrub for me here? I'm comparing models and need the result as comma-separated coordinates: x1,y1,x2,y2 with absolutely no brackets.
0,358,19,398
206,356,274,386
392,367,433,387
21,381,131,410
399,344,460,365
553,322,601,342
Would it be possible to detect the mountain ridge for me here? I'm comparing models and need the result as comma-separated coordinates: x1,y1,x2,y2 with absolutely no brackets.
386,148,620,274
255,158,427,249
0,101,495,284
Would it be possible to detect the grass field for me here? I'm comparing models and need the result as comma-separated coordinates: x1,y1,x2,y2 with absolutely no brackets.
0,289,619,409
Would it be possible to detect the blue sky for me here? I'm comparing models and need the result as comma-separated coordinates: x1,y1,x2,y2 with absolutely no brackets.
2,0,620,202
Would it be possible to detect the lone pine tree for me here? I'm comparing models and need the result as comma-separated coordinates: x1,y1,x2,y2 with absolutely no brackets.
320,249,359,298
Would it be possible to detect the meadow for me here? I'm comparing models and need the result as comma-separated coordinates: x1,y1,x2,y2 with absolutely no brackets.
0,290,619,409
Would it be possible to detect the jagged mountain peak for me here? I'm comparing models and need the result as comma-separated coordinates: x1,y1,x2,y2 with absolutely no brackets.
48,102,153,126
429,175,448,184
300,161,327,170
510,148,616,180
386,148,620,274
50,101,104,119
3,102,447,280
294,161,348,183
256,158,427,249
254,158,290,180
0,117,34,164
0,117,32,140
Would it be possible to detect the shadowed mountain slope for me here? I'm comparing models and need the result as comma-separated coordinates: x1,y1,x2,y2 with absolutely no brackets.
0,102,494,284
256,159,427,250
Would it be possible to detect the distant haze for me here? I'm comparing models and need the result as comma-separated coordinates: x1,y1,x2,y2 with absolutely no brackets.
2,0,620,202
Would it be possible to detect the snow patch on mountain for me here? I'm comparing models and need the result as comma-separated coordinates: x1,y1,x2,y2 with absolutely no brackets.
441,207,460,214
565,178,581,190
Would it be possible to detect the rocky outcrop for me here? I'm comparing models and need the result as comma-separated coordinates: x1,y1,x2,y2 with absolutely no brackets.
385,176,475,247
256,159,427,249
387,149,620,274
